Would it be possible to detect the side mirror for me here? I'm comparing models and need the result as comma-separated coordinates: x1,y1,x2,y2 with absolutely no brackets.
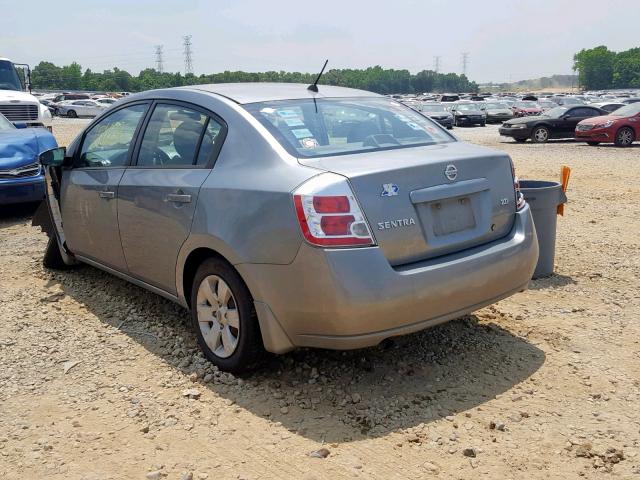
39,147,67,167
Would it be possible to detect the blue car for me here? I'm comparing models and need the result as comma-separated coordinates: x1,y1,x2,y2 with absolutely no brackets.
0,113,57,205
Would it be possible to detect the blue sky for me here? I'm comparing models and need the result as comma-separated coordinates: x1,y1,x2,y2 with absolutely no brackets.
1,0,638,82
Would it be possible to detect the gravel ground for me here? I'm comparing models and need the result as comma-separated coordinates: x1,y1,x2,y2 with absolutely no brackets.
1,118,639,479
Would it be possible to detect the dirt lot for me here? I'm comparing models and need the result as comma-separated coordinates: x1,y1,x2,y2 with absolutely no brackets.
1,118,639,479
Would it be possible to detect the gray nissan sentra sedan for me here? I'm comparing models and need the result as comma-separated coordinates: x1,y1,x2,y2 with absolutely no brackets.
36,83,539,372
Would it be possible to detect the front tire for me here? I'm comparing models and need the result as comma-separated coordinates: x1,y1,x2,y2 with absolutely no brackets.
190,257,264,373
614,127,635,147
531,126,550,143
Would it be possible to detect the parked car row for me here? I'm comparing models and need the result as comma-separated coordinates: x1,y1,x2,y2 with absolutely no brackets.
36,92,123,117
500,102,640,146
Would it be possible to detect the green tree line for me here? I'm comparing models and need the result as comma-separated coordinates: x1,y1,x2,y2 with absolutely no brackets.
31,61,478,94
573,46,640,90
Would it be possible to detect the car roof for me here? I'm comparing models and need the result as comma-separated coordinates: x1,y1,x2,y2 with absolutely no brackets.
178,82,381,104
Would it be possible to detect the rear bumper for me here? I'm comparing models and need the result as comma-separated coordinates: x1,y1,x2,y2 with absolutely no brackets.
0,175,45,205
487,114,513,123
240,204,538,353
432,117,453,128
456,116,485,125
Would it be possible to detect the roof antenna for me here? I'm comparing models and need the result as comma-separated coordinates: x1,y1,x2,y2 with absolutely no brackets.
307,59,328,93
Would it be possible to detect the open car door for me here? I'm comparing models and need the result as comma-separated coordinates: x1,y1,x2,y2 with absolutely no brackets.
32,162,77,266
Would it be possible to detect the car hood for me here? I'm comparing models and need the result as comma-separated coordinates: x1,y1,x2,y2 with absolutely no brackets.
503,116,540,126
0,128,58,170
455,110,484,115
0,90,38,103
577,114,619,125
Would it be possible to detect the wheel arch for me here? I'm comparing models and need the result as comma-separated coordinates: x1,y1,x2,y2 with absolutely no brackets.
616,124,636,139
177,242,295,354
178,241,241,309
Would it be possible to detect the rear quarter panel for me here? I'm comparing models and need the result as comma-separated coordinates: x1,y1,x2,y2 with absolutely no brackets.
171,91,321,283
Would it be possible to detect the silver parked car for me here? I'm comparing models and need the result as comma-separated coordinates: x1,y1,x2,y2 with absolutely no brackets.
57,99,109,118
481,102,514,124
36,83,539,372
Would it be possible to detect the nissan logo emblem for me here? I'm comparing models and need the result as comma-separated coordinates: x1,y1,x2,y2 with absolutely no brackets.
444,164,458,181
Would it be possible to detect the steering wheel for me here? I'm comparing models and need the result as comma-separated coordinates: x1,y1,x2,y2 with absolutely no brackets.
140,146,172,166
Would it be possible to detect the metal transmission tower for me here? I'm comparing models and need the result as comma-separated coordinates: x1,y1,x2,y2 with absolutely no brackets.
433,56,441,73
461,52,470,76
183,35,193,75
154,45,164,73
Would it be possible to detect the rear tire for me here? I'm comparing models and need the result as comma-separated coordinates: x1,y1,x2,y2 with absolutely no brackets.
587,141,600,146
67,110,77,118
190,257,265,373
614,127,635,147
515,138,527,143
531,126,550,143
43,236,74,270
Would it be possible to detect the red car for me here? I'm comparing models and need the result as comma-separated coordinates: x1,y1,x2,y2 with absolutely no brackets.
575,103,640,147
511,101,542,117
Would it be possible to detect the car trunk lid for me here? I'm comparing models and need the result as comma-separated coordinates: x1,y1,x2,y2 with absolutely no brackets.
299,142,516,266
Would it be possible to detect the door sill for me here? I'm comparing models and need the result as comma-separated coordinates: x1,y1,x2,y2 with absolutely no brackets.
75,255,185,307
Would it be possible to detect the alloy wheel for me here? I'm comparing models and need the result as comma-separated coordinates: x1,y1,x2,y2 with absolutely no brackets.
533,127,549,143
196,275,240,358
617,128,634,146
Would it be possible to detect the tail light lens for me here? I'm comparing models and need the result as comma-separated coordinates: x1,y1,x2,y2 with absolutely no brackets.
293,173,376,247
510,159,526,210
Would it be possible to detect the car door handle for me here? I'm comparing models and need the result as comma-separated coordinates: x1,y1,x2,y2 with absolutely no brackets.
166,193,192,203
99,191,115,199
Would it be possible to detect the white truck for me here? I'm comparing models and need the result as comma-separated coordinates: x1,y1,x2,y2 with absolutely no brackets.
0,57,52,131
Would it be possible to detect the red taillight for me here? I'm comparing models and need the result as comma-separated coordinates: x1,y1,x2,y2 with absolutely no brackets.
510,159,526,210
320,215,355,235
293,174,375,248
313,195,350,213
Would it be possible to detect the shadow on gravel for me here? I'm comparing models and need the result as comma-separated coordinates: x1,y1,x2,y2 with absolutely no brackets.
50,263,545,444
0,201,40,227
529,273,577,290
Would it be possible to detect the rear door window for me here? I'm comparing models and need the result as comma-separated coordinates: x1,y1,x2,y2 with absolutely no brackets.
195,118,225,166
137,104,207,167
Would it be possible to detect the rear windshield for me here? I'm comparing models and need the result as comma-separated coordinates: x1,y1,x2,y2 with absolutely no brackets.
455,103,479,111
421,104,447,112
515,101,538,108
245,97,454,158
611,103,640,116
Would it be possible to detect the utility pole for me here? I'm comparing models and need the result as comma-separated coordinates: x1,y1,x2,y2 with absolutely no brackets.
183,35,193,75
154,45,164,73
433,56,441,73
461,52,469,76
